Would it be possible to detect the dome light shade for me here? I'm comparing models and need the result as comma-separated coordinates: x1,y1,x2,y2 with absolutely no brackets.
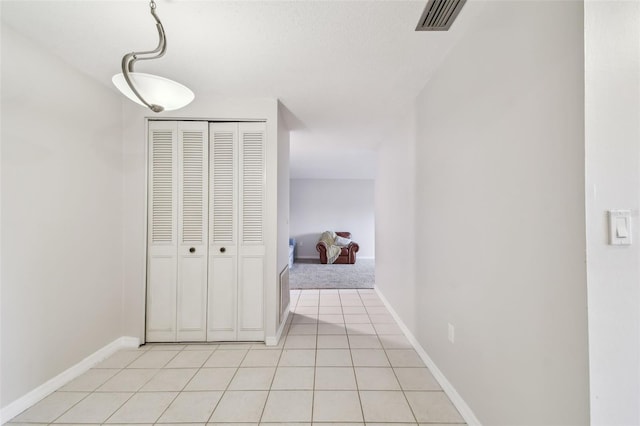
113,72,194,111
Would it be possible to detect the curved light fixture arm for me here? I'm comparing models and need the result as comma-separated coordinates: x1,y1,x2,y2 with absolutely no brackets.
121,1,168,112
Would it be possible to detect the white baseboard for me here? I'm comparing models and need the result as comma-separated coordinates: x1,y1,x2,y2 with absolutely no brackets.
0,336,140,425
294,256,375,260
266,303,291,346
374,287,481,426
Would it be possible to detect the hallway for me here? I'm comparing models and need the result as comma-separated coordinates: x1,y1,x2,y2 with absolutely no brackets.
8,289,464,425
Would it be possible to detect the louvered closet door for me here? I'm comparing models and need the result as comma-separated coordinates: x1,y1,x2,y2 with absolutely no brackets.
207,123,238,341
147,121,178,342
177,121,209,341
238,122,266,340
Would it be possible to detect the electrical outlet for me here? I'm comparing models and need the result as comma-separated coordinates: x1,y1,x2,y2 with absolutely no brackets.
448,323,455,343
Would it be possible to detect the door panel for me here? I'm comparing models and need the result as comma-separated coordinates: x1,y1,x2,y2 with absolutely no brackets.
147,121,178,342
177,121,208,341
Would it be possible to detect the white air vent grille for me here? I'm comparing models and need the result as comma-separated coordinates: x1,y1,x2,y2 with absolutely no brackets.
212,132,235,243
242,132,264,243
416,0,466,31
181,131,204,243
151,130,174,243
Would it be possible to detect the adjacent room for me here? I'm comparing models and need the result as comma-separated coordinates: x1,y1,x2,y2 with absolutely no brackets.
2,1,639,425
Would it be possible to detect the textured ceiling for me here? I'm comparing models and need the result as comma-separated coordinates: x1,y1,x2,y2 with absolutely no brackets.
1,0,477,179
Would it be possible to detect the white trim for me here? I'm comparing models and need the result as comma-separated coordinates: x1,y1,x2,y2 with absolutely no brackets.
294,256,375,260
0,336,140,425
266,303,290,346
374,287,482,426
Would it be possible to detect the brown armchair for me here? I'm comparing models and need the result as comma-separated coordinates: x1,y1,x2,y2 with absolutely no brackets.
316,231,360,264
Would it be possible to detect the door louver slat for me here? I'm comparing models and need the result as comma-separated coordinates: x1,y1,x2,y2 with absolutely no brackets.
182,131,205,243
415,0,466,31
212,131,235,244
152,130,174,243
242,132,264,244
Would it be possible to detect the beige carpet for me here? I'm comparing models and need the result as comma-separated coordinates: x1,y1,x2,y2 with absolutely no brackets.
290,258,375,289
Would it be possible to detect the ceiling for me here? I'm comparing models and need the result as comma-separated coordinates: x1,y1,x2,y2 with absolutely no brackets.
1,0,478,179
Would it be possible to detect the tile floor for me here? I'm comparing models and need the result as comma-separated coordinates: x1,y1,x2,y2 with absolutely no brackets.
9,289,466,425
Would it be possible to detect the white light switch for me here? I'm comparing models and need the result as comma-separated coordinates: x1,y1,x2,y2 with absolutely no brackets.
609,210,632,245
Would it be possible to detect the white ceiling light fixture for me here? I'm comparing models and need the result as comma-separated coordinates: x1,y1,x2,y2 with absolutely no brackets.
112,0,194,112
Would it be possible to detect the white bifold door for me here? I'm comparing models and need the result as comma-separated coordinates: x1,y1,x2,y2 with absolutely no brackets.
146,120,266,342
147,121,209,342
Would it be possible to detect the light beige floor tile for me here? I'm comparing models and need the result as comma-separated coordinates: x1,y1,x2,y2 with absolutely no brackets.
316,349,352,367
203,350,248,367
148,344,186,351
319,306,343,314
289,324,318,335
271,367,315,390
13,392,87,423
344,315,371,324
315,367,357,390
342,307,367,314
365,307,390,315
160,424,205,426
346,323,376,335
362,299,385,307
359,391,415,423
378,335,412,349
291,314,318,324
184,368,237,391
319,299,342,307
385,350,424,367
294,307,318,315
351,349,390,367
367,423,417,426
105,392,177,423
404,392,464,423
284,335,317,349
340,300,364,307
298,300,319,307
374,324,403,335
140,368,197,391
320,289,339,294
157,391,223,423
354,368,400,390
209,391,268,422
313,391,363,422
369,315,396,324
417,424,466,426
165,351,213,368
55,392,132,423
59,369,120,391
241,349,282,367
261,391,313,422
348,335,382,349
394,368,441,391
317,335,349,349
317,324,347,335
278,349,316,367
216,343,253,350
183,344,219,351
318,314,345,324
97,369,158,392
228,367,275,390
339,289,359,294
208,423,256,426
127,351,177,369
94,351,144,369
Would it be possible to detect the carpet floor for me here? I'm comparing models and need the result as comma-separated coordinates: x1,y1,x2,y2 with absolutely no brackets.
289,258,375,289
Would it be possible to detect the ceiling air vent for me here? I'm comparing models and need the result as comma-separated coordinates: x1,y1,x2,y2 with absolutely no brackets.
415,0,467,31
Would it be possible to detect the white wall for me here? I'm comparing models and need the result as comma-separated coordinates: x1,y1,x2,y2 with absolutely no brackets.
1,26,124,407
376,1,589,424
375,111,416,331
121,96,284,342
585,2,640,424
290,179,375,259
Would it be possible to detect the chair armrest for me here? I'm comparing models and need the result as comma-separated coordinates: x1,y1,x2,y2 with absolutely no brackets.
348,242,359,253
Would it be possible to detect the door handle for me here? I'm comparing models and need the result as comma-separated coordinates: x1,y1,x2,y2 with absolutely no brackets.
220,247,226,253
189,247,196,253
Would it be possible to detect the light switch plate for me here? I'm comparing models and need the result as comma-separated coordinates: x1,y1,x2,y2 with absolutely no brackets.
609,210,632,245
